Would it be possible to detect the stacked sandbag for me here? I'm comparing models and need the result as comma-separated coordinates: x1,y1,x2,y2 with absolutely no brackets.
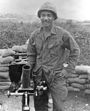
67,73,81,92
0,49,6,56
12,45,27,53
0,48,15,89
0,43,28,90
78,66,90,94
67,65,90,93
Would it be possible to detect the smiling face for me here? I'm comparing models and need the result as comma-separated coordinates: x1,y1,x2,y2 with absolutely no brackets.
40,10,55,28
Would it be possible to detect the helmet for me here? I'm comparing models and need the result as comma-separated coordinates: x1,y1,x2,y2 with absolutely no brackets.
37,2,58,20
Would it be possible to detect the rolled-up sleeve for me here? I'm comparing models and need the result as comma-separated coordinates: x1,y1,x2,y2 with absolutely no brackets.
62,32,80,74
27,33,36,69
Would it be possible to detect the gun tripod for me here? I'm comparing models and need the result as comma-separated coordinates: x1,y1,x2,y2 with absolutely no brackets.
7,64,47,111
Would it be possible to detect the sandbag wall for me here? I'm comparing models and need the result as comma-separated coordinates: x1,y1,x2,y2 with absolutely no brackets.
67,65,90,94
0,49,15,89
0,45,27,90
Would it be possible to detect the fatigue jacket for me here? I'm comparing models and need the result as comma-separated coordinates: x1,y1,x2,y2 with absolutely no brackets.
27,25,80,78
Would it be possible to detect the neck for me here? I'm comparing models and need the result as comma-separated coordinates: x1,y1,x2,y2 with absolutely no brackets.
42,24,53,32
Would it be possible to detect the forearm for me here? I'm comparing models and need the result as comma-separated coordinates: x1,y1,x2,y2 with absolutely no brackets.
65,48,80,73
62,31,80,74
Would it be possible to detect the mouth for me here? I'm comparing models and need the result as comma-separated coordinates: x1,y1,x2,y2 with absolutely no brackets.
43,21,49,25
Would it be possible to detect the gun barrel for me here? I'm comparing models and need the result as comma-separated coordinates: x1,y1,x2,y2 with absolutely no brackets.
22,65,31,88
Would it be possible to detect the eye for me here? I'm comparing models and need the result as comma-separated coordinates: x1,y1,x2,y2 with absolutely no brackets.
41,13,46,17
47,14,52,17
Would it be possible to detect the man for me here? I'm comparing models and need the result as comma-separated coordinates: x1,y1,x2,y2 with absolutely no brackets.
27,2,80,111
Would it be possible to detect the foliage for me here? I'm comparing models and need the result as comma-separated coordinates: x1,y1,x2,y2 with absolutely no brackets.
0,21,32,48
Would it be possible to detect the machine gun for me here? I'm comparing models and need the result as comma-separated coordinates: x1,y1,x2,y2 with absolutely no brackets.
6,53,47,111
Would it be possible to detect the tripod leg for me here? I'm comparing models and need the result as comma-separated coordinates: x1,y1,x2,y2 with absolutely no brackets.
29,96,35,111
22,93,30,111
22,65,30,111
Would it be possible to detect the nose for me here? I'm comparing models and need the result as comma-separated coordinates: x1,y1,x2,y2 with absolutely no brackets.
44,16,48,20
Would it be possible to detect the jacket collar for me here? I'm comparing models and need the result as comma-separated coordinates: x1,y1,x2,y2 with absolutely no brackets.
39,25,56,35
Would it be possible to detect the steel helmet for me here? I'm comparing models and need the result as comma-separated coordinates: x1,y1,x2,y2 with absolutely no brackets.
37,2,58,20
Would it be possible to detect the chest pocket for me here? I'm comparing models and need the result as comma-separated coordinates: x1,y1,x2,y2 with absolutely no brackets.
35,38,43,55
48,40,62,56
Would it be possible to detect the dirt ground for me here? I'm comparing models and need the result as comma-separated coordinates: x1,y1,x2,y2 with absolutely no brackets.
0,90,90,111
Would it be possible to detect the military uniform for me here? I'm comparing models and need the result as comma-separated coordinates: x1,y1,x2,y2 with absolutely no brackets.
27,2,80,111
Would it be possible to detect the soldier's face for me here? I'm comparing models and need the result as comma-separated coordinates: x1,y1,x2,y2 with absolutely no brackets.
40,11,54,27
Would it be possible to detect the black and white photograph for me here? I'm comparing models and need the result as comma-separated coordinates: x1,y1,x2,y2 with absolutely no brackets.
0,0,90,111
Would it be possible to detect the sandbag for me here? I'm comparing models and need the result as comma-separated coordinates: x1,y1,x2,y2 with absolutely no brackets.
79,74,88,79
12,45,27,53
67,77,86,84
71,83,84,89
0,71,9,79
84,84,90,89
0,81,10,89
0,85,10,90
0,78,10,82
75,65,90,74
0,49,6,56
1,48,15,57
0,63,9,67
0,66,9,72
0,56,14,64
67,73,78,78
0,82,11,86
84,89,90,94
67,86,80,92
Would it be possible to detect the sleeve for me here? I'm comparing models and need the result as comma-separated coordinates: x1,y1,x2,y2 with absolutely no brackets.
27,33,37,70
62,31,80,75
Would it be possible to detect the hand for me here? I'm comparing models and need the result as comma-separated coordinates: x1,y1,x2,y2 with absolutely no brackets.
61,69,68,78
